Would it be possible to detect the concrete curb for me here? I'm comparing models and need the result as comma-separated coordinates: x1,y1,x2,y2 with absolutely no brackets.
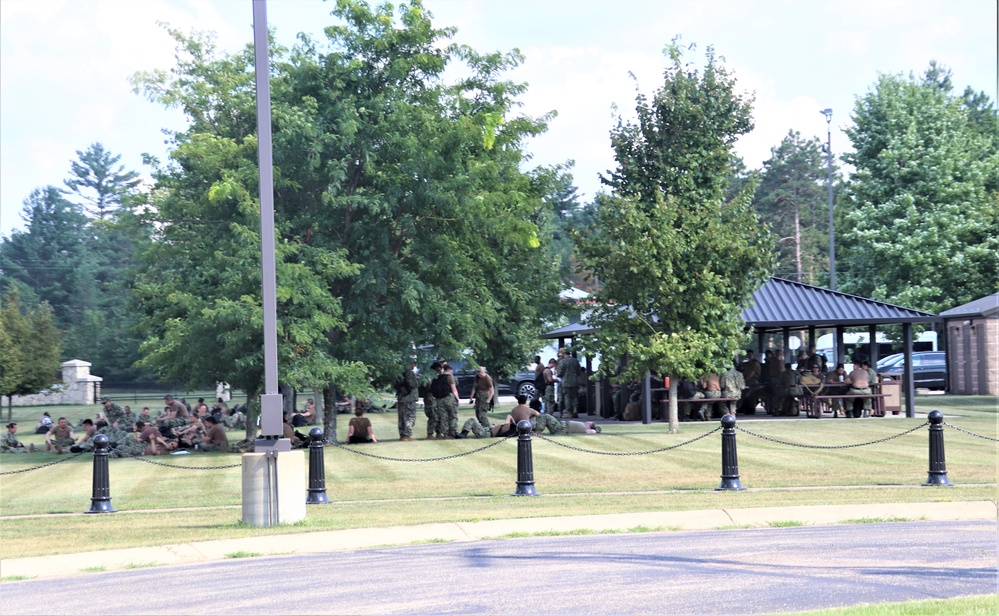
3,501,995,580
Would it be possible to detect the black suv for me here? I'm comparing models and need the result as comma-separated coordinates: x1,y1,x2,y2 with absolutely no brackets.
878,351,947,390
444,359,538,399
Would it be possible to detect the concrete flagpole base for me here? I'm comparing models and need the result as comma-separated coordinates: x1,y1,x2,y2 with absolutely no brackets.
241,443,306,527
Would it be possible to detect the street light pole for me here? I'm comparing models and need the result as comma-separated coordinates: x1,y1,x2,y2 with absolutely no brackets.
821,108,835,291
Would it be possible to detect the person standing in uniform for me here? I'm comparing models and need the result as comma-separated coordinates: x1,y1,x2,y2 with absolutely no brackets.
721,360,745,416
470,366,494,428
396,360,419,441
441,363,461,437
556,348,582,418
429,361,459,439
543,359,557,416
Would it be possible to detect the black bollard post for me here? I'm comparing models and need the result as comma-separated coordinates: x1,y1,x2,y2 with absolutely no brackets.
716,414,745,491
922,410,953,487
306,427,330,504
512,420,539,496
85,434,116,514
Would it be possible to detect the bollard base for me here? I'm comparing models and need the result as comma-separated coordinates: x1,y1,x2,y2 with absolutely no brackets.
512,483,539,497
306,490,330,505
716,477,745,491
922,473,953,487
85,499,116,514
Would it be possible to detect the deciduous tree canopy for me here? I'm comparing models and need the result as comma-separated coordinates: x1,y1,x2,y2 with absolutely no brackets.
839,66,999,312
574,42,774,418
128,0,563,406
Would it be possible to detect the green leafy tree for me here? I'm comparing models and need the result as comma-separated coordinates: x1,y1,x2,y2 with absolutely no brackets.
752,130,831,284
63,143,142,219
574,42,774,432
130,0,562,438
839,66,999,312
60,144,152,381
0,187,92,328
0,287,62,420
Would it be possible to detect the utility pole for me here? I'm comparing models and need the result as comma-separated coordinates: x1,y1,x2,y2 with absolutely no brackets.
242,0,304,527
821,108,835,290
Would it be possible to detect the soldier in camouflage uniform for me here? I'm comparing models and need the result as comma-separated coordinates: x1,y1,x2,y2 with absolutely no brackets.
99,396,127,428
2,423,34,453
45,417,77,453
543,359,557,415
198,416,230,452
116,427,148,457
556,348,582,418
440,364,461,437
395,361,420,441
454,418,518,438
157,395,191,436
119,407,137,432
721,359,746,416
456,417,492,438
531,413,568,435
532,415,602,435
469,366,494,428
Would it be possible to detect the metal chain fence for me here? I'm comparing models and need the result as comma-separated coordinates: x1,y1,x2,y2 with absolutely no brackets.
330,436,513,462
5,420,990,476
0,451,88,476
129,456,242,470
736,422,928,449
943,422,999,442
535,426,722,456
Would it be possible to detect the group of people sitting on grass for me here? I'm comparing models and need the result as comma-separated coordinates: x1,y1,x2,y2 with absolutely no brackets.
3,391,605,456
1,395,250,456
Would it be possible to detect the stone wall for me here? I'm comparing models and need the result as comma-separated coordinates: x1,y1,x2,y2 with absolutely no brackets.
7,359,102,406
946,316,999,396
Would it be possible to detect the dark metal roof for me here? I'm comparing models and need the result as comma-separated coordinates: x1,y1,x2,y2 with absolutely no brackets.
939,293,999,319
743,278,938,331
542,277,938,339
542,321,596,339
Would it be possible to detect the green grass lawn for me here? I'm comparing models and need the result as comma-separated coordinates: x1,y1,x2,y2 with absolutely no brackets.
799,593,999,615
0,394,995,560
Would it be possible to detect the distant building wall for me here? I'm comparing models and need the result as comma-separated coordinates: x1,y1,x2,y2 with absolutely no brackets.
946,317,998,396
7,359,102,406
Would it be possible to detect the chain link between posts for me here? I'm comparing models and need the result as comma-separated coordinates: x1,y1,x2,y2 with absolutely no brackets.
8,420,991,473
128,455,242,470
943,422,999,442
0,450,88,476
735,422,929,449
330,436,514,462
534,426,723,456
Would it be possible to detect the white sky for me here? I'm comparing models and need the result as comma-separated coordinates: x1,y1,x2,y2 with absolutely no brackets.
1,0,996,237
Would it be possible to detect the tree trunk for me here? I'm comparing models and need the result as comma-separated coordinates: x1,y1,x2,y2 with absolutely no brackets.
794,203,803,282
668,377,679,434
322,385,338,444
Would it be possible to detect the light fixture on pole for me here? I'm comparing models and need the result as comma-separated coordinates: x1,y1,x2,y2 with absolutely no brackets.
820,108,835,291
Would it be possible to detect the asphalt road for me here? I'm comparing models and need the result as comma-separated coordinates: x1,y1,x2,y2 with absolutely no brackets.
5,521,996,615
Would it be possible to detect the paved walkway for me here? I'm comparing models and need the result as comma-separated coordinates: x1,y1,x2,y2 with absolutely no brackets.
3,500,994,580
